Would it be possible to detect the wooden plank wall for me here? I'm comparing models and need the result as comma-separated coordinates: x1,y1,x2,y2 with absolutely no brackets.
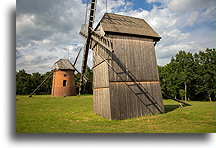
92,45,111,119
92,33,164,120
93,62,109,88
107,34,159,82
109,82,164,120
107,34,164,119
93,88,111,119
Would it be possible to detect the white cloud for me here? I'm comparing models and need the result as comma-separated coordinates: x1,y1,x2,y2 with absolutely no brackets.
185,11,199,26
168,0,214,12
114,0,215,66
16,0,86,73
16,0,216,73
16,0,133,73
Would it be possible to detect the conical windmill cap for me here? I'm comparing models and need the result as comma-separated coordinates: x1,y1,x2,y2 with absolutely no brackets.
52,59,75,71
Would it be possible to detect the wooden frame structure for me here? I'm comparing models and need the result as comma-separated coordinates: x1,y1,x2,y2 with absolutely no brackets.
92,13,164,120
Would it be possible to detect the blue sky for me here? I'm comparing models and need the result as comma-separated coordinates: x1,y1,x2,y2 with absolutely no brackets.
128,0,162,10
16,0,216,73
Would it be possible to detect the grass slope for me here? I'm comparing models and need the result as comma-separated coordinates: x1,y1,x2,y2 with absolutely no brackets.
16,95,216,133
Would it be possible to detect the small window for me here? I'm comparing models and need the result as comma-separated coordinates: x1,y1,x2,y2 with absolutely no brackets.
64,74,68,77
63,80,67,87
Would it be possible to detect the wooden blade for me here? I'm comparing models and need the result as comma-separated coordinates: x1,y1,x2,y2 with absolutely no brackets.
79,0,97,95
73,47,82,66
73,65,88,82
80,30,113,52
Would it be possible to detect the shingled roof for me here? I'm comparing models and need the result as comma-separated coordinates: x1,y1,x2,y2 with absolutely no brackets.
52,59,75,71
96,13,161,41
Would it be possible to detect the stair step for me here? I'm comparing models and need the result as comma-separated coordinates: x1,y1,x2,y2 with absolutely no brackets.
116,71,126,75
146,102,157,106
146,104,152,107
127,83,141,87
135,90,148,95
135,92,143,95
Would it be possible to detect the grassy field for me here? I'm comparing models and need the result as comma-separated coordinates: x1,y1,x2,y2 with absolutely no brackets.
16,95,216,133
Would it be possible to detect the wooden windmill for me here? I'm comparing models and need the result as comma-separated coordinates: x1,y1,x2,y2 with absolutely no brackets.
79,0,165,120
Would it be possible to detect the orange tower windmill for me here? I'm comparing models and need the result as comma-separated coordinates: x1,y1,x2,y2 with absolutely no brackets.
29,47,85,97
51,59,76,97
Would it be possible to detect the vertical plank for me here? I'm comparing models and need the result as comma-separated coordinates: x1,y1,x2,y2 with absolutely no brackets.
94,32,164,120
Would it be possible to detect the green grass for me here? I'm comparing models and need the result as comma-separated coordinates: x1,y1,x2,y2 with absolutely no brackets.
16,95,216,133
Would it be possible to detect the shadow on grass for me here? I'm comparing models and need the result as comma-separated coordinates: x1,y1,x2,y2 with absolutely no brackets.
164,105,180,113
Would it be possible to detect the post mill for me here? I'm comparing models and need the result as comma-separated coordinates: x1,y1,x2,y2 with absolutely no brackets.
79,0,165,120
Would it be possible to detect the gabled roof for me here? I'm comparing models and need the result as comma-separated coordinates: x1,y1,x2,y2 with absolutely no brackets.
96,13,161,41
52,59,75,71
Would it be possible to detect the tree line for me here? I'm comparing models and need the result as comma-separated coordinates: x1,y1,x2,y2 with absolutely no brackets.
16,70,53,95
16,49,215,101
158,48,215,101
16,67,93,95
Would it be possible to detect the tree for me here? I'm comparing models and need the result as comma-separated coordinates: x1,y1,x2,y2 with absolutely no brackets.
170,51,197,101
16,70,53,95
158,49,215,101
194,49,215,101
16,69,32,95
40,71,53,95
158,62,180,99
74,66,93,94
31,72,42,94
84,66,93,94
179,89,186,100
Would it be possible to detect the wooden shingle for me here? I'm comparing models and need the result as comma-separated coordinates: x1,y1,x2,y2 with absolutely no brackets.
52,59,75,71
96,13,161,41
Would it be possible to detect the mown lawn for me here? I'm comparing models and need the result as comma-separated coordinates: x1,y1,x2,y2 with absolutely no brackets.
16,95,216,133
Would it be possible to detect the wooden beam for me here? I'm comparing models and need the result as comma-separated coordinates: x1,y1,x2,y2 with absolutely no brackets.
29,71,53,97
80,30,113,52
171,98,192,106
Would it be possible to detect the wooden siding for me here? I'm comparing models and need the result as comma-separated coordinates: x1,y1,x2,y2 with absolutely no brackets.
92,32,164,120
93,88,111,119
109,82,164,120
93,44,111,119
107,34,159,82
93,62,110,88
92,45,110,88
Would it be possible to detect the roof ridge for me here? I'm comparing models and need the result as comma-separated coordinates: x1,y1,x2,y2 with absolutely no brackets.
96,13,161,41
105,12,144,20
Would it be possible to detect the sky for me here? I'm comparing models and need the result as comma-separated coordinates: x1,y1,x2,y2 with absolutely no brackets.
16,0,216,74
